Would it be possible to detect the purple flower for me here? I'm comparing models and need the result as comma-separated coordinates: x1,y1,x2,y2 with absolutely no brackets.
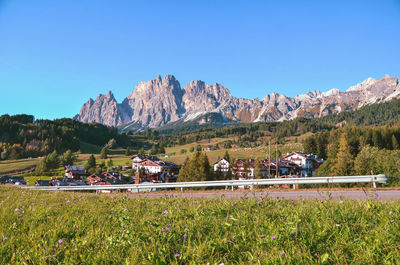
110,211,114,215
291,200,294,204
163,210,168,215
2,237,7,242
33,209,36,212
66,200,70,203
184,216,188,220
339,200,343,204
389,211,393,215
272,236,276,240
22,210,25,214
14,208,18,212
257,201,261,205
280,251,285,256
58,239,63,246
174,253,180,258
167,224,171,228
391,220,395,223
161,227,169,232
260,234,265,238
183,234,187,241
320,200,324,203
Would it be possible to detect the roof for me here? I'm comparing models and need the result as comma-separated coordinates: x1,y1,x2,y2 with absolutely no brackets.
213,157,230,165
282,152,324,163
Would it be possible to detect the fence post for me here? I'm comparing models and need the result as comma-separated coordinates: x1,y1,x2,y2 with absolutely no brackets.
180,187,183,192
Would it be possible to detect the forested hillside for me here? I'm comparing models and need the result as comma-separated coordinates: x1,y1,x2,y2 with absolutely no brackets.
0,115,132,160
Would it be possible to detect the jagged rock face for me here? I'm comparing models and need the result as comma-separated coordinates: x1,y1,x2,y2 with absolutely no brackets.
120,75,184,128
73,91,127,127
74,75,400,129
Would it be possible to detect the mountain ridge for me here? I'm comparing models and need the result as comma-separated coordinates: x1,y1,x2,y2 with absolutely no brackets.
74,75,400,130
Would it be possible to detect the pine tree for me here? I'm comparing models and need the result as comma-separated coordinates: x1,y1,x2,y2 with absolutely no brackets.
125,147,131,156
86,154,96,172
392,135,399,150
332,133,354,176
100,147,108,159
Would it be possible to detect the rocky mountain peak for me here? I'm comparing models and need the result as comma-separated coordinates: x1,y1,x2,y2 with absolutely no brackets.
75,75,400,130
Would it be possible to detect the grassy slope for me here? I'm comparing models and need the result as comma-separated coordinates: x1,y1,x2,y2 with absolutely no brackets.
0,187,399,264
0,158,40,174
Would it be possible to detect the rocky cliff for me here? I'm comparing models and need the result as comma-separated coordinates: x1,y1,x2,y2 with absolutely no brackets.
74,75,400,130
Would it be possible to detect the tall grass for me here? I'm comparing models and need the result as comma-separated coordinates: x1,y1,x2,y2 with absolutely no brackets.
0,187,399,264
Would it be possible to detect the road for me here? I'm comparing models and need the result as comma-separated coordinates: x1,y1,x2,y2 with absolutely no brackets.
129,189,400,200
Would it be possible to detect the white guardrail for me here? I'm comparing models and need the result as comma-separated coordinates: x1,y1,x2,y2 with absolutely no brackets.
22,174,388,192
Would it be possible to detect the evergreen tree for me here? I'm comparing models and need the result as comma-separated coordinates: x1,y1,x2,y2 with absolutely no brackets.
100,147,108,159
61,150,77,166
254,159,262,179
107,158,114,168
392,135,400,150
332,133,354,176
224,150,230,162
86,154,96,172
125,147,131,156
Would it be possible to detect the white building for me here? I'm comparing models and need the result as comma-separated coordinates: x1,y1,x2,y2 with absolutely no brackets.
282,152,323,176
213,158,230,173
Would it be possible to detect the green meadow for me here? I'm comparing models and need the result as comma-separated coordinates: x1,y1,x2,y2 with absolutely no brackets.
0,187,399,264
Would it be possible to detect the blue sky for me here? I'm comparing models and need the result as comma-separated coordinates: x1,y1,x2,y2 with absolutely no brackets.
0,0,400,119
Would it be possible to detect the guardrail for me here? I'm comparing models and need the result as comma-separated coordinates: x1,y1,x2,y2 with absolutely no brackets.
22,174,388,192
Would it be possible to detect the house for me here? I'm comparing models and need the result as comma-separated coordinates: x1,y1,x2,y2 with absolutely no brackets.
35,179,51,186
282,152,324,176
131,155,180,175
50,177,86,186
232,159,255,179
204,146,213,151
213,158,230,173
64,165,89,180
260,159,300,177
0,176,26,185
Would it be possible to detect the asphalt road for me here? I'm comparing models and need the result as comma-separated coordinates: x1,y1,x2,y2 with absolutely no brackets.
129,190,400,200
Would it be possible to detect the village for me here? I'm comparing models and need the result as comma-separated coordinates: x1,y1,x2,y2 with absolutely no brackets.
1,152,324,191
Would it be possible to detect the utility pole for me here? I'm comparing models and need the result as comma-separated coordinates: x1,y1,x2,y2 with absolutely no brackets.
275,141,278,178
268,140,271,177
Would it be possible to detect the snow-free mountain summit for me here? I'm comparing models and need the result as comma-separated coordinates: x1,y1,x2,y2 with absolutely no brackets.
74,75,400,130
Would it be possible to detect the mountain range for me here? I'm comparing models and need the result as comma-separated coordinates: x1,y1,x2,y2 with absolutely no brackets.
74,75,400,131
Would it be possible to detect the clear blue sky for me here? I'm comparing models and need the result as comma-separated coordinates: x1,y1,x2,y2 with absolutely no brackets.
1,0,400,119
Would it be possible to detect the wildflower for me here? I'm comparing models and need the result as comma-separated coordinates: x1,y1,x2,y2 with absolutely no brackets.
280,251,285,256
320,200,324,203
183,234,187,241
22,210,25,214
272,236,276,240
2,237,7,242
335,224,340,227
161,227,169,232
110,211,114,215
33,209,36,212
391,220,395,223
257,201,261,205
58,239,63,247
174,253,180,258
374,193,379,199
297,250,301,254
389,211,393,215
260,234,265,238
14,208,18,212
163,210,168,215
66,200,70,203
339,200,343,204
291,200,294,204
167,224,171,228
184,216,188,220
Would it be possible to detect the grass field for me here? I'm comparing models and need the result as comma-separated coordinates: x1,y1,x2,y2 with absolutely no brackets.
0,187,399,264
0,158,40,174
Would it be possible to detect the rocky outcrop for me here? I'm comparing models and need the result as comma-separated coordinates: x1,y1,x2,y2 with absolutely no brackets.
74,74,400,129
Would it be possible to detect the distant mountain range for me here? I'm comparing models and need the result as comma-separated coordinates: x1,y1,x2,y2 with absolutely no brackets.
74,75,400,131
